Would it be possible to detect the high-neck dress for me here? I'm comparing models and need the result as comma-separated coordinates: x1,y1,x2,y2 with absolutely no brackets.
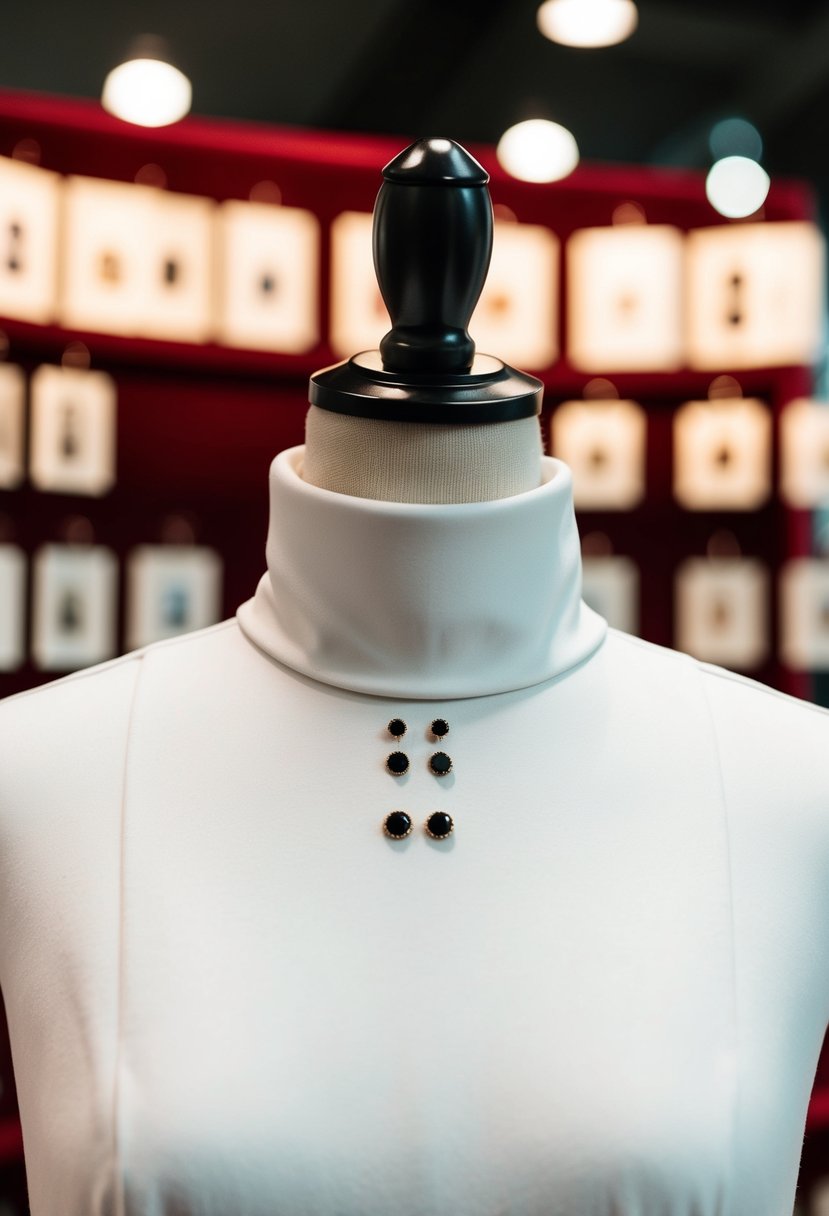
0,445,827,1216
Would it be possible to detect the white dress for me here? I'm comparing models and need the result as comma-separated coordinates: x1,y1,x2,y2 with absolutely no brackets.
0,445,827,1216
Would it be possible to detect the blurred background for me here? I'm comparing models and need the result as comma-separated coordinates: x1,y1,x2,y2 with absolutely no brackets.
0,0,828,1212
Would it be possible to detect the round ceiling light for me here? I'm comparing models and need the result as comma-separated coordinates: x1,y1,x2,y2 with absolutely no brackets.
497,119,580,183
705,156,770,219
537,0,638,48
102,38,191,128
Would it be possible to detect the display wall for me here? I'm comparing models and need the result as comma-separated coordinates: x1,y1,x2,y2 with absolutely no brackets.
0,89,827,1210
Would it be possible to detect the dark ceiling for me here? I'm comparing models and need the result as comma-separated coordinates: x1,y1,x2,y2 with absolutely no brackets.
3,0,829,209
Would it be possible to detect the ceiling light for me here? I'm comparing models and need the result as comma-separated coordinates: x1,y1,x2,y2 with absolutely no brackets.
102,35,191,128
709,118,763,163
537,0,638,48
497,119,579,184
705,156,770,219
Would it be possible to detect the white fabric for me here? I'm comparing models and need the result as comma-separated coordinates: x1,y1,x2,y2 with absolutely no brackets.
302,405,544,503
0,443,827,1216
237,446,608,699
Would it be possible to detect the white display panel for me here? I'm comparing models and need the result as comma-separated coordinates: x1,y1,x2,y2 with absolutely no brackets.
143,188,215,343
567,224,684,372
126,545,223,650
469,222,558,368
30,364,117,496
0,155,59,324
0,362,25,489
581,555,639,635
779,398,829,509
686,221,825,370
32,544,117,671
216,200,319,353
779,557,829,670
61,176,154,336
674,556,769,669
550,399,646,510
673,397,771,511
0,544,26,671
329,210,388,358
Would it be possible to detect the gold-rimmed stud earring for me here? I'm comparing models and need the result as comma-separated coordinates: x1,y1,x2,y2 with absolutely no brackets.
430,718,449,740
387,718,407,739
386,751,410,776
428,751,452,776
424,811,454,840
383,810,413,839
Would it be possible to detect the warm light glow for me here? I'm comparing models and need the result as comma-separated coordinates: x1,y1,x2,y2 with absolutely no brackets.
102,57,192,128
497,119,579,183
537,0,638,47
705,156,770,219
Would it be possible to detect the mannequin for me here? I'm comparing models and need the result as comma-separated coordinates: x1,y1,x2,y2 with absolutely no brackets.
0,139,827,1216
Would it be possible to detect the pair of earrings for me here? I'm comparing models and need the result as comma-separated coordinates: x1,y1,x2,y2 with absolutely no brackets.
386,718,453,777
383,810,454,841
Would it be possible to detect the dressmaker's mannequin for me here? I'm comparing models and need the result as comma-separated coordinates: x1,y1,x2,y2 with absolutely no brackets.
0,139,827,1216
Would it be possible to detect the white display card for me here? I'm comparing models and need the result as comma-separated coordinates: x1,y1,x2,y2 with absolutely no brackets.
61,176,155,336
0,362,25,489
32,544,117,671
779,557,829,670
0,544,26,671
216,200,319,353
30,364,117,496
673,397,771,511
550,399,646,510
567,224,684,372
142,188,215,343
674,556,769,669
686,221,825,370
0,155,59,324
125,545,223,650
469,222,558,368
329,210,388,358
581,555,639,634
779,399,829,509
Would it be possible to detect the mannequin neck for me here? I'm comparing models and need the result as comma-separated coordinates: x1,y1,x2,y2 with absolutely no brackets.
301,404,543,504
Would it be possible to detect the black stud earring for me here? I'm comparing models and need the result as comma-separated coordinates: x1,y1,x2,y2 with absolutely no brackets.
428,751,452,776
430,718,449,740
384,810,413,839
388,718,407,739
386,750,410,776
424,811,454,840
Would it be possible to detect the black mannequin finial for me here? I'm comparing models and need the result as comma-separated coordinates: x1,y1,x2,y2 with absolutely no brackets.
373,138,492,375
308,136,543,425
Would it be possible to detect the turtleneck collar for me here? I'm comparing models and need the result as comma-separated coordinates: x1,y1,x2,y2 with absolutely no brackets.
236,445,608,700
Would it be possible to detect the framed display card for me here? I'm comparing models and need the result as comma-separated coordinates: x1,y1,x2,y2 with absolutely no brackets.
61,175,155,336
673,397,771,511
550,399,647,510
674,556,769,669
779,399,829,509
31,544,117,671
469,221,558,369
581,555,640,634
216,200,319,353
142,187,215,343
0,362,25,489
0,544,25,671
0,154,59,325
30,364,117,496
567,223,684,372
686,221,825,370
779,557,829,670
329,210,389,358
125,545,223,650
